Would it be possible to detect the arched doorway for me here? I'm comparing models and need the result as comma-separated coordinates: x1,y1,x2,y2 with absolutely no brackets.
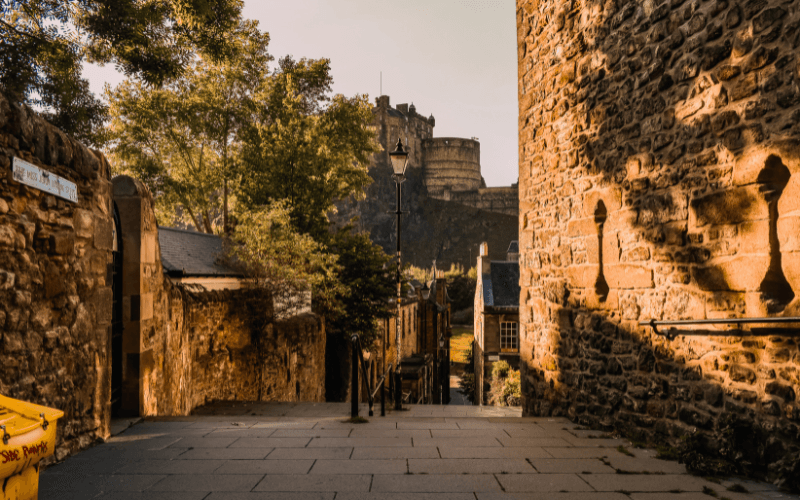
110,203,124,416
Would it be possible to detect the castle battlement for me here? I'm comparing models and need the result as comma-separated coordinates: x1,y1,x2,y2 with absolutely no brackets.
371,95,518,217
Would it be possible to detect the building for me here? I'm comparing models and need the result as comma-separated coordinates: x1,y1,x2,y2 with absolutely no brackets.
374,269,452,405
372,96,518,217
159,227,243,291
474,242,520,405
330,96,520,270
517,0,800,487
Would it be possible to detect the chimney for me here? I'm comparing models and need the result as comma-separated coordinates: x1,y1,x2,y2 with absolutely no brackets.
376,95,390,108
396,103,409,114
478,242,490,278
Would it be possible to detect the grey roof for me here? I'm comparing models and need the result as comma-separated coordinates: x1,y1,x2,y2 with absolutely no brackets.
507,241,519,254
158,227,242,277
483,261,520,308
387,108,405,119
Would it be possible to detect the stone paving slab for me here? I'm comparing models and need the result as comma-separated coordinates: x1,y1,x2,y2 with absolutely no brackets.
115,459,227,474
438,446,551,459
214,459,315,474
252,474,372,492
496,473,595,492
265,447,353,459
336,494,475,500
477,493,630,500
529,458,616,474
579,473,715,492
350,447,441,459
205,494,334,500
230,437,312,448
371,474,502,492
308,437,412,447
176,448,273,460
149,474,264,491
408,458,536,474
309,459,407,474
37,402,800,500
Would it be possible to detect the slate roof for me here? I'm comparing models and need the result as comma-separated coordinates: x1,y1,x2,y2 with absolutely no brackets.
158,227,242,277
507,241,519,254
483,261,520,309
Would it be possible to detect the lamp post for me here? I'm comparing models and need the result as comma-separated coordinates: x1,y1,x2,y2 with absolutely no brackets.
439,336,445,405
389,138,409,411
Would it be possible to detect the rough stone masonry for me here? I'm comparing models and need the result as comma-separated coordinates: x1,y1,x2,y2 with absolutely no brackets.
0,93,325,463
517,0,800,488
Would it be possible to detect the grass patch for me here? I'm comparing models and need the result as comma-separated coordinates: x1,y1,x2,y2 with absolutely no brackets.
450,328,474,364
702,486,719,497
726,484,748,493
616,445,634,457
343,416,369,424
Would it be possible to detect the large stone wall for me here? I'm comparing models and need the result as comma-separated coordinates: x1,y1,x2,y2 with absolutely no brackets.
0,93,115,459
423,137,483,196
0,95,325,463
113,176,326,417
449,186,520,217
517,0,800,487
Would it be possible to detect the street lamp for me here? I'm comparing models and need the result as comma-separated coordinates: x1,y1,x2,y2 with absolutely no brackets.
389,138,408,411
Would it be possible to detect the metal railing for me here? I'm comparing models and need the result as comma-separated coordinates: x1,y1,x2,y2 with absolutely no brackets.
640,317,800,340
350,334,395,418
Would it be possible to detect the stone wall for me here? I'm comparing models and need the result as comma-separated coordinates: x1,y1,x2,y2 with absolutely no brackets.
423,137,483,196
448,186,520,217
517,0,800,487
0,92,115,460
113,176,326,417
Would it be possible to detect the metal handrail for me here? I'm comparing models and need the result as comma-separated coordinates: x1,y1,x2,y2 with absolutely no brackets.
640,317,800,340
350,334,392,418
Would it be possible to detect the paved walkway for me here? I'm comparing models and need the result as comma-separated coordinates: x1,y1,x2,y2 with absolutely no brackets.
40,402,799,499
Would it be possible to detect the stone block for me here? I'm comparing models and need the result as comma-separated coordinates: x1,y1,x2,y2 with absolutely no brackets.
692,186,767,226
568,217,597,237
733,141,800,185
94,216,113,250
779,175,800,215
782,252,800,296
74,209,93,238
605,265,654,289
583,188,623,217
566,265,598,289
778,217,800,251
693,256,770,292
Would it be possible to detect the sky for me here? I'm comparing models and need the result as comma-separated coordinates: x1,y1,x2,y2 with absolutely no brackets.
83,0,519,187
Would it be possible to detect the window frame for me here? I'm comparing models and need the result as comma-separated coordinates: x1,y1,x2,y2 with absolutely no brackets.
500,321,518,353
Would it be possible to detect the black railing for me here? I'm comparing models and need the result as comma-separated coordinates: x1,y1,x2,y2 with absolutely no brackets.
350,334,394,418
641,317,800,340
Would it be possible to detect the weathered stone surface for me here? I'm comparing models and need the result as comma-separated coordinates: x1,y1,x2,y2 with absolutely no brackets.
517,0,800,488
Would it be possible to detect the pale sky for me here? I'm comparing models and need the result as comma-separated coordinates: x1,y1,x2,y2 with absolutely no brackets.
83,0,519,187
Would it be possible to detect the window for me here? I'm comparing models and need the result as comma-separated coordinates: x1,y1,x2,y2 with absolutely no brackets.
500,322,518,352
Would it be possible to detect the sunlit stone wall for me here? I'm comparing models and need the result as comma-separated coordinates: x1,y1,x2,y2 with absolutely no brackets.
517,0,800,486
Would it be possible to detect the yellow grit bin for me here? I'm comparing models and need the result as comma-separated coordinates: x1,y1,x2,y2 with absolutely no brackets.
0,395,63,500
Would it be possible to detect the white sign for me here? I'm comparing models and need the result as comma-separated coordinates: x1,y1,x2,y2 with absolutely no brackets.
488,355,500,361
12,157,78,203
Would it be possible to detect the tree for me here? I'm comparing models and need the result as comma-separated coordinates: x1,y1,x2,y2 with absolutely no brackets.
1,0,243,145
105,21,270,233
323,225,396,346
237,56,379,240
225,201,342,314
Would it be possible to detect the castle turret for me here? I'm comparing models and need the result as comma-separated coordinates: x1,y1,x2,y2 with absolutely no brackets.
422,137,482,197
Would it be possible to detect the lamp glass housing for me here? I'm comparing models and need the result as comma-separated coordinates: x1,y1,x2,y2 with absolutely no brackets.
389,138,409,177
439,338,445,348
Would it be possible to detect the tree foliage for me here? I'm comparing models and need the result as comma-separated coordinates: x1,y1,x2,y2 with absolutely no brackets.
225,201,342,315
1,0,243,145
237,56,379,240
323,226,396,346
105,21,269,233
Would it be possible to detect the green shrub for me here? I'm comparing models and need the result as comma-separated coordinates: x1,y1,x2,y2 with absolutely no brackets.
492,360,511,379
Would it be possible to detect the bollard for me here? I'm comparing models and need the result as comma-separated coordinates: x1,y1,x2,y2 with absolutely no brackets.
394,370,402,410
380,376,386,417
351,343,359,418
